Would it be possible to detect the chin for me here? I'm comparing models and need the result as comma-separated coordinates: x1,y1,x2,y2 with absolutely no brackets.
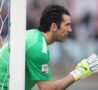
57,39,65,42
56,37,66,42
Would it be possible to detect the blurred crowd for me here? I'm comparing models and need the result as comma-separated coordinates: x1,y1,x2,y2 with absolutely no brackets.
1,0,98,63
26,0,98,63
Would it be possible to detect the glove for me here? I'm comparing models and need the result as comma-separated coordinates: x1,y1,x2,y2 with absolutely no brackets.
70,54,98,81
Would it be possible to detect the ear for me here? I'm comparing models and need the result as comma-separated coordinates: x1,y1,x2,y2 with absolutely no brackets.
50,23,57,32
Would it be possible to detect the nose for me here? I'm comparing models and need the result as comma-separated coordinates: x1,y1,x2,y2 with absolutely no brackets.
68,27,72,32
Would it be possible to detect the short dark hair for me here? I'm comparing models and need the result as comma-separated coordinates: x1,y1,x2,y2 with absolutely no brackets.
38,5,70,32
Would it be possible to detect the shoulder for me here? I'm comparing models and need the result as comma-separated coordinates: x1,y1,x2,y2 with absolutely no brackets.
26,28,39,36
26,29,42,50
26,28,49,54
26,35,48,56
26,34,49,62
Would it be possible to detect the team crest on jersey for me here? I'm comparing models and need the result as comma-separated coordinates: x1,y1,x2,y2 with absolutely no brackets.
42,64,48,73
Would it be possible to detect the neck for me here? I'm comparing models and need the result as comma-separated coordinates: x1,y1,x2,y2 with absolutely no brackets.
42,32,54,45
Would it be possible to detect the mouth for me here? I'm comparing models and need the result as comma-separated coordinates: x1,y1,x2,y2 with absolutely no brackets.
65,33,69,38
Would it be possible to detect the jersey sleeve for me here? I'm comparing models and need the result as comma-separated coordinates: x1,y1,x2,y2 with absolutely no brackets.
26,42,51,81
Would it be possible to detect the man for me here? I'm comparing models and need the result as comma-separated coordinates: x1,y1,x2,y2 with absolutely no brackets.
0,5,98,90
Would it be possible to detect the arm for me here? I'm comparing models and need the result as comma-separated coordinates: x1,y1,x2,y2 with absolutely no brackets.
37,54,98,90
37,74,74,90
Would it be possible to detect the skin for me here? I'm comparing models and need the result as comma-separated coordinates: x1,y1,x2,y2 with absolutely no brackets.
37,74,74,90
36,14,75,90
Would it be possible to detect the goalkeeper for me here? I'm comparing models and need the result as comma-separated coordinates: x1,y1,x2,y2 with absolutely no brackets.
0,4,98,90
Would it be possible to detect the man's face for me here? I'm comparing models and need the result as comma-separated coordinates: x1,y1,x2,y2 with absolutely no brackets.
54,14,72,42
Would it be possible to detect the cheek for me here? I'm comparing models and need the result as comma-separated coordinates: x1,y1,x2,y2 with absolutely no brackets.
62,29,67,34
60,26,67,33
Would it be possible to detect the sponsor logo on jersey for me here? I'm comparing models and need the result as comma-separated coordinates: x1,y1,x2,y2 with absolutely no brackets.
42,64,48,73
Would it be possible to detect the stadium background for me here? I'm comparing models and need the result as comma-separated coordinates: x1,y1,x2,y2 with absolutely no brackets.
1,0,98,90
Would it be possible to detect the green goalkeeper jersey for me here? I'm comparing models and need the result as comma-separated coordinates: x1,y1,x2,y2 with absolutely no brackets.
25,29,51,90
0,29,51,90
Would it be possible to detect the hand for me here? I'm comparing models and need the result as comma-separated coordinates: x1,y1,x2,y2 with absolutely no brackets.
70,54,98,81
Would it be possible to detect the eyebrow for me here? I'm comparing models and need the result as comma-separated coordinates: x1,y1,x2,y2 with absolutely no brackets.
66,23,71,25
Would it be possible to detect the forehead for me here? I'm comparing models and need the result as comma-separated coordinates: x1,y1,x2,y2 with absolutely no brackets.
62,14,71,23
